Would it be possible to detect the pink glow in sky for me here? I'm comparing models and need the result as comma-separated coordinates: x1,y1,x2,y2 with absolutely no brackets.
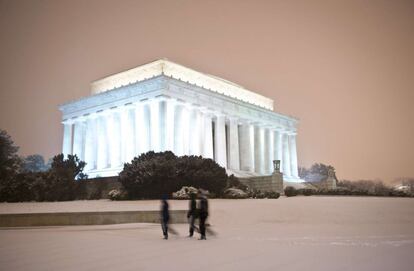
0,0,413,182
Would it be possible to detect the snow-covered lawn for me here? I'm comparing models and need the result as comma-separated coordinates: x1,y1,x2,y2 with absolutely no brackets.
1,197,413,270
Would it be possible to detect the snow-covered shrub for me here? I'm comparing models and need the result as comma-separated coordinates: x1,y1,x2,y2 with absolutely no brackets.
224,187,248,199
264,191,280,199
108,189,123,200
284,186,298,197
172,186,199,199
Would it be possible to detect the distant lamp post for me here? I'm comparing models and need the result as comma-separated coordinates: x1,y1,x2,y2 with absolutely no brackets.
273,160,281,173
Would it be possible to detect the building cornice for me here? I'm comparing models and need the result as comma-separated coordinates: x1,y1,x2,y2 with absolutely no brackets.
60,75,298,131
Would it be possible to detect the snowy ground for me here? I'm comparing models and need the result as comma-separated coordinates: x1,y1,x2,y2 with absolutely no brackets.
1,197,414,271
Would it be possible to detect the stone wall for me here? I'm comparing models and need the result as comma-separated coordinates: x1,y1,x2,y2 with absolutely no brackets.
0,210,187,227
239,172,284,194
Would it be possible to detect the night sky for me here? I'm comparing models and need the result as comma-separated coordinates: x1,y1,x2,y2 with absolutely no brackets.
0,0,413,182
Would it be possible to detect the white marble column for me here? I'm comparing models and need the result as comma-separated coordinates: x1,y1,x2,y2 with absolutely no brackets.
121,105,135,163
134,102,150,156
196,108,204,156
108,109,122,168
178,103,191,156
203,113,214,159
165,99,176,152
254,125,264,174
84,114,98,171
62,120,73,157
159,100,167,152
214,114,227,168
189,107,202,156
289,133,299,178
72,117,86,162
273,129,283,171
197,110,205,156
269,129,275,173
264,128,274,174
239,121,254,172
150,99,161,152
228,117,240,170
282,132,291,177
143,103,151,153
96,113,110,169
173,104,183,156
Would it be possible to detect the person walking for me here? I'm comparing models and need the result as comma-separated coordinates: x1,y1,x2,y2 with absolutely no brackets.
198,193,208,240
160,195,170,240
187,193,197,237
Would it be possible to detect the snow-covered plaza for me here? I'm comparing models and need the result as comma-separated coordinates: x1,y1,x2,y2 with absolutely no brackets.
1,197,414,271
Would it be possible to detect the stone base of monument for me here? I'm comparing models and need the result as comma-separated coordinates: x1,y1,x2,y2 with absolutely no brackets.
283,182,316,190
239,172,284,194
0,210,187,228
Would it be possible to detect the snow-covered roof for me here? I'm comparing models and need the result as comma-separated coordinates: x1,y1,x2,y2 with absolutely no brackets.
90,59,274,110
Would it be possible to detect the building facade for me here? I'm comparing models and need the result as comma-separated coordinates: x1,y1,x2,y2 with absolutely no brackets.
59,59,302,182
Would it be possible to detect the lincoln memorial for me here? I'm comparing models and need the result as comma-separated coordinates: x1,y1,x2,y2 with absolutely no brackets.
59,59,303,182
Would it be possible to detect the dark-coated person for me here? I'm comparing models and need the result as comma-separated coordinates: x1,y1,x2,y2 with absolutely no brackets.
187,193,197,237
160,195,170,240
198,194,208,240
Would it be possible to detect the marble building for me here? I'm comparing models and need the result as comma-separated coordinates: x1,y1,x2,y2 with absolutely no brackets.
59,59,302,182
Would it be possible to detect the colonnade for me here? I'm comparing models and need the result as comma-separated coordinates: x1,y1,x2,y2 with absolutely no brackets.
62,98,299,178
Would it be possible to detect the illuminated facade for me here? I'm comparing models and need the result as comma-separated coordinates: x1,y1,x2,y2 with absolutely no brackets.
59,59,302,182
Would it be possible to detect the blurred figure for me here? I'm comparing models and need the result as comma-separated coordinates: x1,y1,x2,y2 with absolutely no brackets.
187,193,197,237
198,193,209,240
160,195,170,240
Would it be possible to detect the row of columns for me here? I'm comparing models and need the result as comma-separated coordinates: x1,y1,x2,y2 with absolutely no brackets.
235,123,299,177
62,98,299,178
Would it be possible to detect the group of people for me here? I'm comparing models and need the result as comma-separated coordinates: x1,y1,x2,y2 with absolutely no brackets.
160,192,209,240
